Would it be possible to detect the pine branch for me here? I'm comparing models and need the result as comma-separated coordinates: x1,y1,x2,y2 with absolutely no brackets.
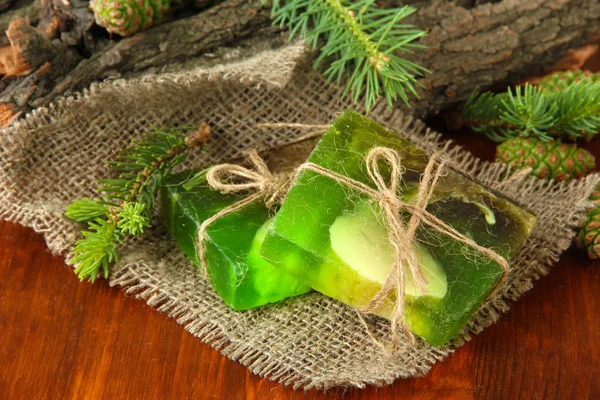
65,198,111,222
499,84,556,140
462,72,600,142
270,0,427,111
552,81,600,138
65,124,210,282
117,203,151,236
99,127,198,215
70,218,121,283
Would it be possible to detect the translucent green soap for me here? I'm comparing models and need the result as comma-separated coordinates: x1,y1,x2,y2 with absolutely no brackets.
260,110,537,346
160,170,311,311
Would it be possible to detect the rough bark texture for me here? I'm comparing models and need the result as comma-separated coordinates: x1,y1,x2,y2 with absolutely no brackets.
0,0,599,123
0,0,272,119
37,0,96,48
0,0,41,46
0,17,81,124
405,0,600,116
0,0,15,13
34,0,272,109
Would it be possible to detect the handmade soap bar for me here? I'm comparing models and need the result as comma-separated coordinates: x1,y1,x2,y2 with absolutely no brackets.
161,170,311,310
260,110,537,346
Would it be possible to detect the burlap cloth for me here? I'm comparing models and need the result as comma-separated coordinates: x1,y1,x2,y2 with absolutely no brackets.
0,42,598,390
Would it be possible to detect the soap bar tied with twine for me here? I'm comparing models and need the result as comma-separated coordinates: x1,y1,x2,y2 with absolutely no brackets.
197,150,292,275
197,146,510,348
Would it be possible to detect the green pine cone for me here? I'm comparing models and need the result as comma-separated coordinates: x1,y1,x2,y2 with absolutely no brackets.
589,186,600,207
576,185,600,259
495,137,595,182
577,205,600,259
538,70,600,92
90,0,170,37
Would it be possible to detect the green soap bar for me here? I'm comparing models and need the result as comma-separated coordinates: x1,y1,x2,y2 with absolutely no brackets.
329,200,448,299
260,110,537,346
160,170,311,311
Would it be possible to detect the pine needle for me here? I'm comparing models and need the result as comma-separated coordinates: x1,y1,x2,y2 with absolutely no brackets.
462,71,600,142
65,198,111,222
271,0,428,110
70,218,121,282
66,124,210,282
117,202,151,236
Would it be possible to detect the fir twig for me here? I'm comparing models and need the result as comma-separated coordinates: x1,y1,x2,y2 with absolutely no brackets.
270,0,428,110
65,123,210,282
462,71,600,142
70,218,121,281
553,80,600,138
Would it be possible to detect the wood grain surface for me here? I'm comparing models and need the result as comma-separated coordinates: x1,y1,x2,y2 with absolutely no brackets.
2,53,600,400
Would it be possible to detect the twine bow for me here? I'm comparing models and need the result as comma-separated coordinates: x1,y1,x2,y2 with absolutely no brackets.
206,150,291,208
197,150,291,275
296,147,510,345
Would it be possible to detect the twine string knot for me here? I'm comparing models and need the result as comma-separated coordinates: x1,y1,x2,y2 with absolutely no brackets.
206,150,291,208
197,150,291,275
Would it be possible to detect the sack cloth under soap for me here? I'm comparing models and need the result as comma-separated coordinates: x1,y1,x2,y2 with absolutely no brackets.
0,42,597,390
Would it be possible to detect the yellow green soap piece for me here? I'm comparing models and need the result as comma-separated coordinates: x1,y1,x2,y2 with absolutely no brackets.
329,200,447,299
160,170,311,311
260,110,537,346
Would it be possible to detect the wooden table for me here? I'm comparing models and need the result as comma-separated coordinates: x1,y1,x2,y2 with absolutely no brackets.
3,52,600,398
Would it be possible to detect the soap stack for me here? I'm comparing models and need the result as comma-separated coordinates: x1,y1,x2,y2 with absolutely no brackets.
161,111,536,346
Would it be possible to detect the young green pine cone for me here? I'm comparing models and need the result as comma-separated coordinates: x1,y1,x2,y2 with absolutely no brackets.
538,70,599,92
495,137,595,182
575,185,600,259
577,205,600,259
588,186,600,207
90,0,170,37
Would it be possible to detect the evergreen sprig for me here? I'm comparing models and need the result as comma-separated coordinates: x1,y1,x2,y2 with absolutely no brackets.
271,0,428,110
462,72,600,142
70,218,121,281
553,80,600,138
65,125,210,282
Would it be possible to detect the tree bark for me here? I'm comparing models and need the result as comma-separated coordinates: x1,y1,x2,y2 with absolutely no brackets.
0,16,81,124
0,0,16,13
0,0,599,124
0,0,272,120
405,0,600,117
0,0,41,46
35,0,272,108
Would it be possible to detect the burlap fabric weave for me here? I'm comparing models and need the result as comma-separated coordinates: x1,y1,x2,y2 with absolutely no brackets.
1,42,598,390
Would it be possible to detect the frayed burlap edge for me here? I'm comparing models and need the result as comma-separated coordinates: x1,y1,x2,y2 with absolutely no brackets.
0,42,598,390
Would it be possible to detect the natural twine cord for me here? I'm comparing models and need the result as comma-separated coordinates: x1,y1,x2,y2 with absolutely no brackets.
493,167,534,190
206,149,292,208
197,150,292,275
196,146,510,348
256,123,330,142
